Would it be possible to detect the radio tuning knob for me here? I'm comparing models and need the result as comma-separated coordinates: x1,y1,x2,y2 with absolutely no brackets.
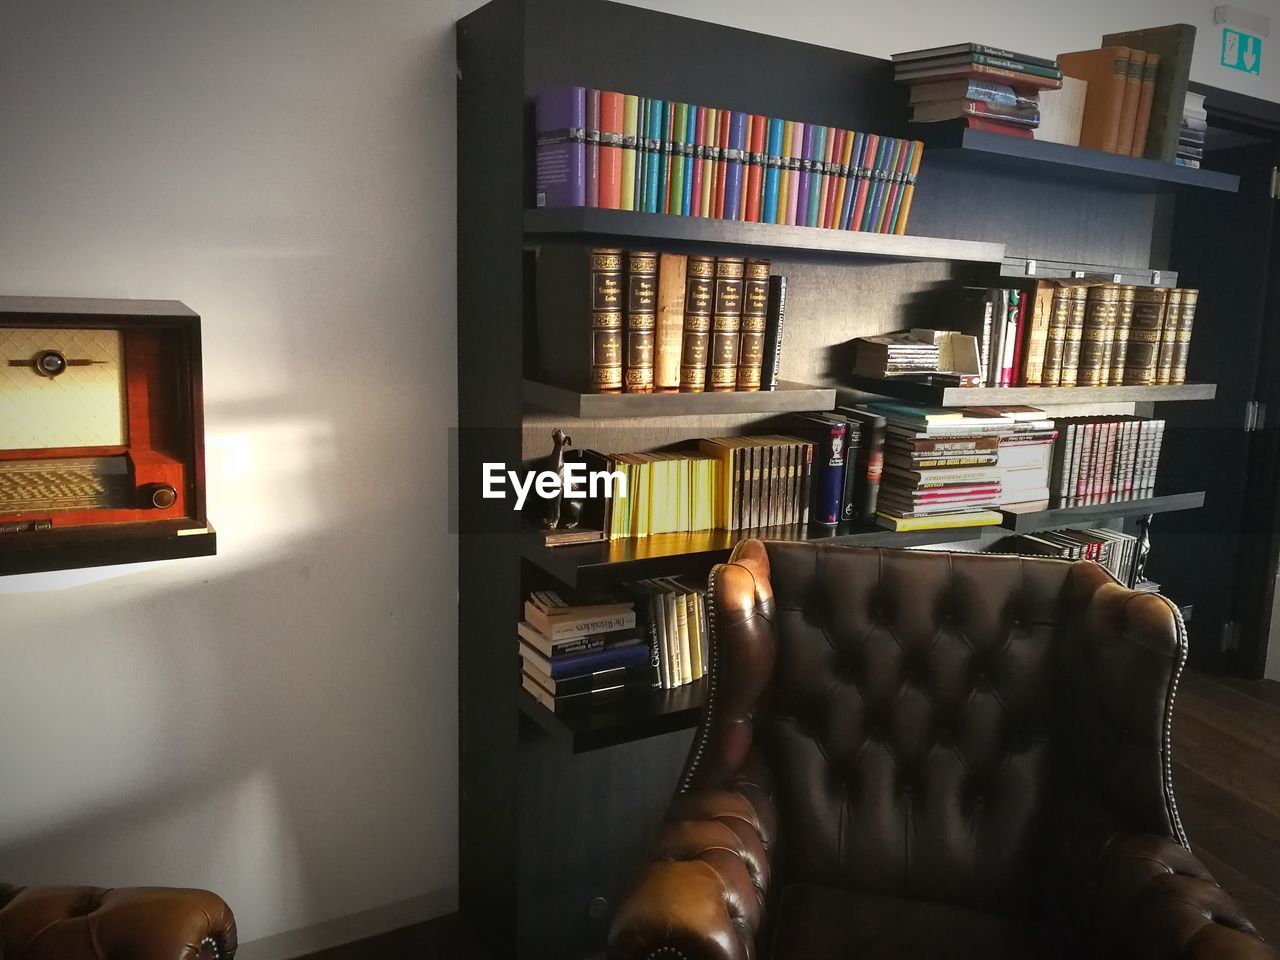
143,484,178,509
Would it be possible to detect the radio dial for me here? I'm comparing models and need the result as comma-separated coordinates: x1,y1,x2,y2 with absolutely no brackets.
143,484,178,510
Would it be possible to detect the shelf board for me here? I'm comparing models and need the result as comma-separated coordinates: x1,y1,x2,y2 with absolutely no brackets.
923,128,1240,194
524,207,1006,263
523,379,837,418
521,522,983,588
997,491,1205,533
844,375,1218,406
0,522,217,576
519,679,706,753
999,257,1177,288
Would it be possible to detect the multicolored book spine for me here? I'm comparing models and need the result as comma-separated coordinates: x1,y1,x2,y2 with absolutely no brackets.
534,87,924,233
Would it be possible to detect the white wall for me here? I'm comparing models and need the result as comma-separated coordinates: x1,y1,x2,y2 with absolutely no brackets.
1,0,1278,955
0,0,461,952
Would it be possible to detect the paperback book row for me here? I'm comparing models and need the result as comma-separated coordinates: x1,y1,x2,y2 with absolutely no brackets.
872,404,1059,532
892,43,1063,141
989,526,1144,586
536,246,787,393
939,282,1199,388
1058,26,1196,162
534,85,923,234
1177,91,1206,169
518,585,708,712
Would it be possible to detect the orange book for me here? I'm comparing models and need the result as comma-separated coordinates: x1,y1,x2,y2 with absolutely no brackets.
1115,50,1146,155
1060,47,1131,154
598,91,625,208
893,140,924,236
1131,53,1159,157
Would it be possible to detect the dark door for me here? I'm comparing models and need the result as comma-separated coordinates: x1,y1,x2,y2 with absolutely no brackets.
1155,135,1280,676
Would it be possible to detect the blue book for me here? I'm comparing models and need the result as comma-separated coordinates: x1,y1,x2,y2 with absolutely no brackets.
805,125,827,227
543,641,651,680
762,118,784,224
723,111,747,221
682,105,698,216
840,132,866,230
796,415,846,526
635,97,649,212
644,99,665,213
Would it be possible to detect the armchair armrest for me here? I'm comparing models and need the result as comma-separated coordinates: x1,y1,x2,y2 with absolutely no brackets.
1086,833,1276,959
0,885,238,960
608,785,776,960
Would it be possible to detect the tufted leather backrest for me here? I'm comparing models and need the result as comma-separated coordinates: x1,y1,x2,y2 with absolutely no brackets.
688,539,1181,917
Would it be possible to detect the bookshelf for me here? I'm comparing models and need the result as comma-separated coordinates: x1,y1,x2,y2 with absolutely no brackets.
923,127,1241,193
844,374,1218,406
996,491,1206,533
518,679,706,752
523,378,836,417
525,207,1006,263
999,257,1178,288
457,0,1220,954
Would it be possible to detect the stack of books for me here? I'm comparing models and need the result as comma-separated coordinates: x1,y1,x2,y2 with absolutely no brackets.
853,333,940,378
892,43,1063,139
965,406,1057,504
1048,416,1166,505
1178,91,1206,168
535,86,923,234
788,409,886,526
1061,27,1196,161
536,246,787,394
990,526,1142,584
519,591,652,712
631,579,708,691
941,281,1199,388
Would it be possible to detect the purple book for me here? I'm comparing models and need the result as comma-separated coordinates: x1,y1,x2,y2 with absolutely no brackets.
795,122,815,227
535,86,586,208
586,88,601,208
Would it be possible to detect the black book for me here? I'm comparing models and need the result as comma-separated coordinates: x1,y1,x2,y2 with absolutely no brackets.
760,275,788,390
837,406,887,521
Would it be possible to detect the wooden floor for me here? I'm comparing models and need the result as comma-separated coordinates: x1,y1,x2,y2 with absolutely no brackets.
301,669,1279,959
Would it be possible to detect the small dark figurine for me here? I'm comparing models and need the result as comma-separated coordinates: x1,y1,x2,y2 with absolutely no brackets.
543,427,583,530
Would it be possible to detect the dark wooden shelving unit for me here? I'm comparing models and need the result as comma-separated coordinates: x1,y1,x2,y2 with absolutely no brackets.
518,680,706,753
997,492,1206,533
524,378,836,417
844,374,1218,406
999,256,1178,288
0,523,217,576
523,523,982,588
923,127,1241,194
525,207,1006,263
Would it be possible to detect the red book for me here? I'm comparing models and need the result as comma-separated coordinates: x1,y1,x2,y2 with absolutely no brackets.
598,91,624,209
1008,289,1030,386
713,111,731,219
850,133,879,231
743,115,765,221
689,106,707,218
822,128,845,228
964,115,1034,139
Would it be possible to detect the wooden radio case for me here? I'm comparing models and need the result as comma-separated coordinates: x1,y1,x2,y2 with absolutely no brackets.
0,296,212,574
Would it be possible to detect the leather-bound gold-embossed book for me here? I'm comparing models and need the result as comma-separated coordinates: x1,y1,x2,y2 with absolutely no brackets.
679,255,715,391
534,245,625,391
1122,287,1168,385
623,250,657,392
706,257,745,391
735,258,771,391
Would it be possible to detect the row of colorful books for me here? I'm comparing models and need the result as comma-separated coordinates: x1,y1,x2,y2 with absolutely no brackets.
535,246,786,394
1048,416,1165,504
938,282,1199,388
989,526,1143,586
534,86,923,234
892,43,1062,141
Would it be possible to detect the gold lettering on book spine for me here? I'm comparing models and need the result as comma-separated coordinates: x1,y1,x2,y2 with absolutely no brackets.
1154,288,1184,385
590,248,625,392
1040,285,1072,387
1123,286,1168,385
624,250,658,393
1057,286,1089,387
1110,285,1136,385
1079,284,1119,387
1170,288,1198,385
680,256,715,392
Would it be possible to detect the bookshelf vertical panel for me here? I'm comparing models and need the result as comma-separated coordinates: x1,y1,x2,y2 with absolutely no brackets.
458,0,526,951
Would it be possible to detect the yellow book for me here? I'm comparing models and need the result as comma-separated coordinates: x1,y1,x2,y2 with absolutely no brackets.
648,457,669,536
700,109,719,218
610,455,636,541
684,589,703,679
874,510,1002,532
894,140,925,236
634,457,652,538
620,94,639,212
676,457,691,533
697,458,714,531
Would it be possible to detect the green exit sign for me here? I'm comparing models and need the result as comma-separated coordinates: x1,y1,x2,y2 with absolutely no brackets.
1222,27,1262,74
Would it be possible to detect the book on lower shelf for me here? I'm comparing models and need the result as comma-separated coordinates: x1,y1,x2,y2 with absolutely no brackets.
1048,415,1166,504
988,525,1144,585
630,578,708,691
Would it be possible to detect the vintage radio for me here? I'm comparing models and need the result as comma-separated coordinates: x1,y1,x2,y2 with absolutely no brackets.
0,296,208,568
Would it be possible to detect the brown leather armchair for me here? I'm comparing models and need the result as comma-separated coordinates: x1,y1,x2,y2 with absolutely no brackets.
609,540,1277,960
0,884,237,959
